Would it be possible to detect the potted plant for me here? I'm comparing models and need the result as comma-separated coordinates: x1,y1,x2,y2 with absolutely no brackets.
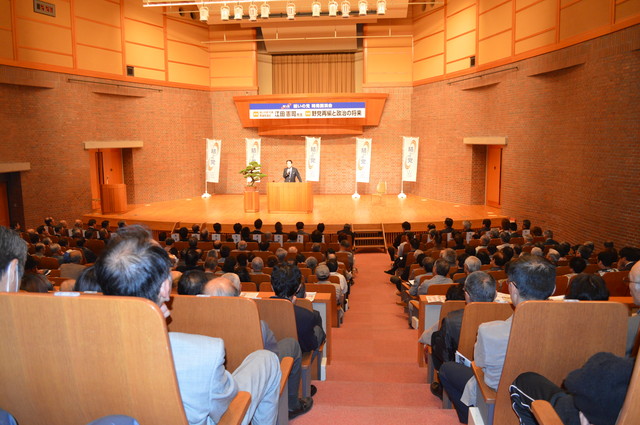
239,161,267,212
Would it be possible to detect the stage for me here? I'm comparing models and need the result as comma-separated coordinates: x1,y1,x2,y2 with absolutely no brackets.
83,193,506,233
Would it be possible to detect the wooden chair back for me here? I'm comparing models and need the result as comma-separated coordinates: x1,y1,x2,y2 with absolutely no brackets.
254,298,298,341
426,283,455,296
259,282,273,292
306,275,319,283
487,270,507,281
84,238,106,258
602,270,631,296
241,281,257,292
295,298,314,312
328,275,341,285
250,273,272,285
553,275,569,296
554,266,571,275
167,295,264,372
438,300,466,326
335,252,352,270
302,251,324,262
457,302,514,360
487,301,628,425
36,256,59,270
0,292,190,425
251,250,273,261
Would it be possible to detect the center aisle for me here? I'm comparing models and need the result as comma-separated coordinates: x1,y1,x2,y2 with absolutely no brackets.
293,252,459,425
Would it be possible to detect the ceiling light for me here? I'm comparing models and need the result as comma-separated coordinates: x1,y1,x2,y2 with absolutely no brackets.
260,1,269,18
248,2,258,20
358,0,367,15
328,0,338,16
341,0,350,17
376,0,385,14
286,1,295,19
233,2,243,19
311,0,321,17
220,3,230,20
199,5,209,21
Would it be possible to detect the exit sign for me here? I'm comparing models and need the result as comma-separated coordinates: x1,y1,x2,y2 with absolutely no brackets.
34,0,56,17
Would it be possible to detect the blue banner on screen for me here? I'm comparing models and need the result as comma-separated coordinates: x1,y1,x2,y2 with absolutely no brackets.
249,102,366,119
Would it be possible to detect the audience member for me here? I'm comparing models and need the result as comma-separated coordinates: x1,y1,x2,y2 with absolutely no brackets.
93,226,280,425
625,262,640,356
59,250,86,280
439,254,556,423
178,269,209,295
597,250,619,275
73,266,101,292
565,273,609,301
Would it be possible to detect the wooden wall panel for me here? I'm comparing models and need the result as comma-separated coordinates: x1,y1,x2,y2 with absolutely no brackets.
364,23,413,85
168,62,209,86
414,54,445,79
123,0,164,26
125,42,165,71
515,29,556,54
0,0,12,28
124,19,164,48
15,0,72,27
76,45,122,74
447,5,477,39
479,30,512,63
413,8,445,40
0,31,12,60
515,0,557,40
17,48,73,67
446,31,476,66
560,0,611,40
448,0,478,15
479,2,513,39
480,0,511,12
74,0,121,27
75,20,121,52
414,32,445,60
167,40,208,68
210,52,255,88
616,0,640,21
132,68,166,80
167,19,208,45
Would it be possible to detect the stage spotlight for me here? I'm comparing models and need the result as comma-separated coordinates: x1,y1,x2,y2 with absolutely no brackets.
234,3,243,19
199,5,209,21
377,0,386,14
220,3,230,20
249,2,258,20
286,1,296,19
328,0,338,16
260,1,270,18
341,0,351,17
358,0,367,15
312,0,321,17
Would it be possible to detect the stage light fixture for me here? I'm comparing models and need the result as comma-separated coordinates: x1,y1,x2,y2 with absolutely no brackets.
220,3,230,20
341,0,351,17
260,1,270,18
376,0,386,14
286,1,296,19
248,2,258,20
199,5,209,21
233,3,243,19
358,0,367,15
311,0,321,17
328,0,338,16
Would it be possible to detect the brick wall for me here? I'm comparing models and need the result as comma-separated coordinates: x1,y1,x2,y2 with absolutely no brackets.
411,25,640,248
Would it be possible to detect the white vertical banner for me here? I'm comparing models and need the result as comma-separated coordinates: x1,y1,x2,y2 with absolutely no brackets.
246,138,261,164
401,136,419,182
205,138,221,183
355,137,372,183
305,136,321,182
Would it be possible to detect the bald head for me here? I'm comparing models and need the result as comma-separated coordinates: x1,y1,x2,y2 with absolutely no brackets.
203,276,238,297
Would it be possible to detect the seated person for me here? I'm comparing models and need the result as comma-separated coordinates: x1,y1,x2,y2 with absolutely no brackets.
94,226,281,425
565,273,609,301
438,254,556,424
626,262,640,356
596,250,619,275
178,269,209,295
510,352,633,425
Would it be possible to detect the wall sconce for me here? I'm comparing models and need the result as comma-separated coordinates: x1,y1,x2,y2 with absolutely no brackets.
358,0,367,15
328,0,338,16
199,5,209,21
234,3,243,19
249,2,258,20
341,0,350,17
311,0,321,17
260,1,270,18
220,3,230,20
286,1,296,19
376,0,386,14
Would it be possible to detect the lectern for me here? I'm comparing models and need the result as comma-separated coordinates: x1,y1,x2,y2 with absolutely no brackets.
100,183,127,214
267,182,313,214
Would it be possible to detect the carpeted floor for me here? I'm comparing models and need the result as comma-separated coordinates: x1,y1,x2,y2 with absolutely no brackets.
293,252,460,424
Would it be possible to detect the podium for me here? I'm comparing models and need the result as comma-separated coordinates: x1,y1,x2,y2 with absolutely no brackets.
100,184,128,214
267,182,313,214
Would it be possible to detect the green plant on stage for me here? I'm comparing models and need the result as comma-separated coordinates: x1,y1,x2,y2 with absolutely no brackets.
239,161,267,187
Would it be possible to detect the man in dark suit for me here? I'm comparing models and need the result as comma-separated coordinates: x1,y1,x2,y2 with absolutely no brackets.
283,160,302,182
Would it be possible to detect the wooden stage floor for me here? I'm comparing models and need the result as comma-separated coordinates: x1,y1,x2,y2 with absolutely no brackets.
85,194,505,231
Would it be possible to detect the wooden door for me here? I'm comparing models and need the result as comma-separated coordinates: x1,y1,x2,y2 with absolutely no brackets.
486,146,502,207
0,182,9,227
89,149,124,211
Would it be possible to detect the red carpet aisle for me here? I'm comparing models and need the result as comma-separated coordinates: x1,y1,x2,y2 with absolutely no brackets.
293,253,460,425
